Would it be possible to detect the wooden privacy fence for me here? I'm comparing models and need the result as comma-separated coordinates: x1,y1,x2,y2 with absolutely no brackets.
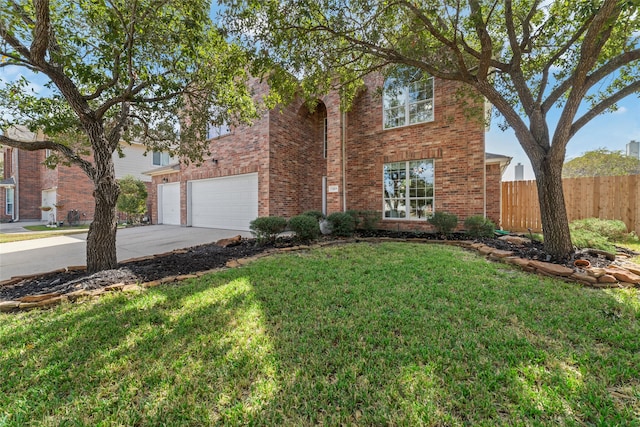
501,175,640,235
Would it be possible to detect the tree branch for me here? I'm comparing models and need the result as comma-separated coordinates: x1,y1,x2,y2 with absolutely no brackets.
31,0,51,64
0,134,96,179
570,80,640,139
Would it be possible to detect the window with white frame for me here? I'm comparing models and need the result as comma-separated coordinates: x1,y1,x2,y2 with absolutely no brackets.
6,188,14,216
207,122,231,139
152,151,171,166
383,159,434,220
383,67,434,129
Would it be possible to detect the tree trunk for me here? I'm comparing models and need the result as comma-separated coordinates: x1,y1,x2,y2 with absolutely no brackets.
86,160,120,273
534,159,574,261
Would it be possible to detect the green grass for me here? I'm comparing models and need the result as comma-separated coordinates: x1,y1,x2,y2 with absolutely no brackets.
1,243,638,426
0,229,88,243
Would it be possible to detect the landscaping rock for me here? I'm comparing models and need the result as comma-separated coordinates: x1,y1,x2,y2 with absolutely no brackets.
587,267,606,278
489,249,514,258
0,301,20,312
598,274,618,284
615,262,640,276
105,283,126,291
216,235,242,248
604,268,640,285
529,260,574,277
570,272,598,284
498,235,531,245
18,292,62,302
35,296,66,308
122,284,144,292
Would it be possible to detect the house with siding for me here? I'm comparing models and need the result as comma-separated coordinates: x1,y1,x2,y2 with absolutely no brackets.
146,71,511,232
0,126,170,223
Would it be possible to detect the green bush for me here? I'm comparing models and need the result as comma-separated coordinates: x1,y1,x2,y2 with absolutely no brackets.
428,211,458,235
249,216,287,244
117,175,148,224
345,210,361,229
288,215,320,242
570,228,616,254
569,218,628,242
464,215,496,238
346,210,381,231
302,210,325,221
327,212,356,237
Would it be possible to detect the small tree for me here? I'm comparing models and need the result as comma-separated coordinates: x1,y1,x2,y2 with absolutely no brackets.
117,175,148,224
563,148,640,177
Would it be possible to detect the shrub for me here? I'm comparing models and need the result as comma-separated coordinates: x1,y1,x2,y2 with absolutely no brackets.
117,175,148,224
569,218,628,242
327,212,356,237
570,228,616,254
345,210,361,229
346,210,381,231
302,210,325,221
428,211,458,235
464,215,496,238
288,215,320,242
249,216,287,244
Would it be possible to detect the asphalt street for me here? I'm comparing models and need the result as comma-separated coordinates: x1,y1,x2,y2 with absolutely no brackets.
0,224,251,281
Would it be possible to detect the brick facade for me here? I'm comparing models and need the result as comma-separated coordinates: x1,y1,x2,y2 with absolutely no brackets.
149,73,509,231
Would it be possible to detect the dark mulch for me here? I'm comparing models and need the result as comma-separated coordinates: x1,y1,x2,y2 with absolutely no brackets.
1,231,630,302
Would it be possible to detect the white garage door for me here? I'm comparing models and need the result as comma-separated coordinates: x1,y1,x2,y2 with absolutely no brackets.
189,173,258,231
158,183,180,225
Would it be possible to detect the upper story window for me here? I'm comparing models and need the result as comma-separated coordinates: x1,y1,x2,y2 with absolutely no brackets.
383,67,434,129
152,151,171,166
207,123,231,139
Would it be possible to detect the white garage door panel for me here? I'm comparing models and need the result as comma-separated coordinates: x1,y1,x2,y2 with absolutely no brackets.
190,173,258,231
159,183,180,225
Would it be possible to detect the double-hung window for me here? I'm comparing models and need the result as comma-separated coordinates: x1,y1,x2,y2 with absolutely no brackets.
5,188,14,216
383,68,434,129
152,151,171,166
383,159,434,220
207,123,231,139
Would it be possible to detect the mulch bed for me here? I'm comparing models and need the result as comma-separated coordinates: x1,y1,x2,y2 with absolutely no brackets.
0,231,631,302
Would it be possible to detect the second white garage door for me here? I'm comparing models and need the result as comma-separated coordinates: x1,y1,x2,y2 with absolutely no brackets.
188,173,258,231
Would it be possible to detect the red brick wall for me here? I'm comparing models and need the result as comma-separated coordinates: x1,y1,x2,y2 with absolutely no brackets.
268,99,327,217
56,162,95,224
485,163,503,227
17,150,43,220
342,75,486,232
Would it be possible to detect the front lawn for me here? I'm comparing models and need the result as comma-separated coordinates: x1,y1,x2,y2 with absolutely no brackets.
1,243,638,425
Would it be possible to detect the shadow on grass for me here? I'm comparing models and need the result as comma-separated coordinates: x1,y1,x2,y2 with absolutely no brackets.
0,243,638,425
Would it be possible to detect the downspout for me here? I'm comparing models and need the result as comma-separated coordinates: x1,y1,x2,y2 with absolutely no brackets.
483,154,487,218
14,149,19,221
342,111,347,212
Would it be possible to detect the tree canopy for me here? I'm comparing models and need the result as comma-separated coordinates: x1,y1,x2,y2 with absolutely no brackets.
0,0,259,272
563,148,640,177
222,0,640,259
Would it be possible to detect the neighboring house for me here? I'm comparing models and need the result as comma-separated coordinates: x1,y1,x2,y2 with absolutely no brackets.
146,72,511,232
0,126,170,223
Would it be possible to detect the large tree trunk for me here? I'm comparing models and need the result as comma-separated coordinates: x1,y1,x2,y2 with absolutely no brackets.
86,156,120,273
534,158,574,261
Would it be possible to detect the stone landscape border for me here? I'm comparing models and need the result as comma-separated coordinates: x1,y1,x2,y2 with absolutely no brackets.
1,237,639,313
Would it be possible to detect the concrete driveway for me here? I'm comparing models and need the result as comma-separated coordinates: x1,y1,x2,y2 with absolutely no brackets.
0,225,251,281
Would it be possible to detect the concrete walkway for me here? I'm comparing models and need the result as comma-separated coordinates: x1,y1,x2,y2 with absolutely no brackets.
0,224,251,281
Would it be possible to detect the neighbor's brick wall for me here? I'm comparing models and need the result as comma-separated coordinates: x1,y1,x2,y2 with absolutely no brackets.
56,162,95,223
342,74,486,232
17,150,43,220
485,163,503,227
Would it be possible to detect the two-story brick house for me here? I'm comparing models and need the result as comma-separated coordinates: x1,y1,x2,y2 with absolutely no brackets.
146,71,511,232
0,126,171,223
